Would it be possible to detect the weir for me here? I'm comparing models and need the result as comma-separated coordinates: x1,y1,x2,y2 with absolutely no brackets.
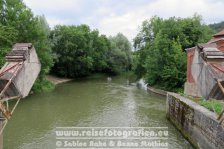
0,43,41,148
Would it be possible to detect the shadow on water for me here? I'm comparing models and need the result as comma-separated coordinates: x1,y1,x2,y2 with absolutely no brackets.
4,76,193,148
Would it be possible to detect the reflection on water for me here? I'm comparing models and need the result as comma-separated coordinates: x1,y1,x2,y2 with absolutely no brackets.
4,76,193,148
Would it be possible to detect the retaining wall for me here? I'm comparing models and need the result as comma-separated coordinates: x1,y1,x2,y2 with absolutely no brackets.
166,92,224,149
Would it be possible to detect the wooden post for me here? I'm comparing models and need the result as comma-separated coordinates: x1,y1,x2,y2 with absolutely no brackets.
0,112,3,149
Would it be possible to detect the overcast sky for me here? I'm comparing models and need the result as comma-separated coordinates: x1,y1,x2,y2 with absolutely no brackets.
23,0,224,41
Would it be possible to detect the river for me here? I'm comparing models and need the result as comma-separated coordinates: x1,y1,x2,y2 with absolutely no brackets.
4,76,193,148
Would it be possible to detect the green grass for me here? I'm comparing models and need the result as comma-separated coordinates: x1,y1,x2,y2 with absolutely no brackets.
199,100,224,114
189,97,224,114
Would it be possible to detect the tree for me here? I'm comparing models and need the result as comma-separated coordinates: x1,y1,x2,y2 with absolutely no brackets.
89,30,110,72
0,24,17,66
145,33,186,91
51,25,111,77
0,0,54,92
107,33,132,74
134,15,214,91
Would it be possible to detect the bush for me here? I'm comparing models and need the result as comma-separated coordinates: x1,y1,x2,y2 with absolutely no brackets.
32,78,55,93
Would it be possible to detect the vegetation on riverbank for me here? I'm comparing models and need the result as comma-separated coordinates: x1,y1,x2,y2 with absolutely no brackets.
1,1,222,93
189,97,224,114
50,26,132,77
32,78,55,93
133,15,214,92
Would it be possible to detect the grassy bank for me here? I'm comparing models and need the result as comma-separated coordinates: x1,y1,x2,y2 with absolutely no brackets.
190,97,224,114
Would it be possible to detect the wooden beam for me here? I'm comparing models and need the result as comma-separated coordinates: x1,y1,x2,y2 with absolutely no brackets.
218,109,224,121
0,96,20,102
208,84,218,100
0,102,11,119
0,97,21,135
217,80,224,95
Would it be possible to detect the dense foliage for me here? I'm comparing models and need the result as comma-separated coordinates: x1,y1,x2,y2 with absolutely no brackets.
0,0,54,92
134,15,214,91
107,33,132,74
50,25,132,77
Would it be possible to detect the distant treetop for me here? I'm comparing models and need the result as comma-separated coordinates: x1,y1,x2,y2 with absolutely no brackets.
209,21,224,32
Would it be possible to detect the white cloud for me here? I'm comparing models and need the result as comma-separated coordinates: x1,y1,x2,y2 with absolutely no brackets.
99,12,148,41
98,0,224,41
23,0,82,13
47,17,68,28
23,0,224,41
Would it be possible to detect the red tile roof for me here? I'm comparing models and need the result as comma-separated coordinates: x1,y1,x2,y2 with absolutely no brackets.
213,29,224,37
198,43,217,48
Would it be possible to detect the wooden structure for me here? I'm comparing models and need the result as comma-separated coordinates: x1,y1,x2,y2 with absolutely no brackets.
0,43,41,136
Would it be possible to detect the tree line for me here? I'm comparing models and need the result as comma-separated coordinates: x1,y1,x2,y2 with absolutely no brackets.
0,0,132,92
50,25,132,78
0,0,219,93
209,21,224,32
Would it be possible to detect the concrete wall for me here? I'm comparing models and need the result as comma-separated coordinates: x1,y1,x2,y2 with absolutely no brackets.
14,47,41,97
185,48,202,97
167,92,224,149
190,48,217,99
184,82,201,97
147,86,167,96
186,48,195,83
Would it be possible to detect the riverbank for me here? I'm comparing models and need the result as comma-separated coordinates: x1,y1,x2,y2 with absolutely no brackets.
46,75,73,85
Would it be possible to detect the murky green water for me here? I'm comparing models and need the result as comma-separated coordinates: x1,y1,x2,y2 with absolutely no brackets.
4,76,193,148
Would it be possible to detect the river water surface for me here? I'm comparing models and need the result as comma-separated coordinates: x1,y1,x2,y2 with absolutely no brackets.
4,76,193,148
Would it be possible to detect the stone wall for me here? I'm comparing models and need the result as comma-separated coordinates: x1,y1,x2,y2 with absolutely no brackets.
167,92,224,149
